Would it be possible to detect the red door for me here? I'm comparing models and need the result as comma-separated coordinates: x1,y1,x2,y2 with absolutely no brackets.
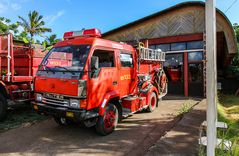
87,48,118,110
118,51,135,97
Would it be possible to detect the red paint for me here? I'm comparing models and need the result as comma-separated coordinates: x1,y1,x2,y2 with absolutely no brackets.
148,33,203,45
34,28,168,128
104,110,116,129
0,33,46,102
151,95,156,108
34,77,79,96
167,68,181,82
184,53,189,97
64,28,102,39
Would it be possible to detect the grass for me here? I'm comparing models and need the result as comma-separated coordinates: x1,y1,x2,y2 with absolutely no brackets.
177,99,194,115
199,94,239,156
216,94,239,155
0,104,47,132
218,95,239,141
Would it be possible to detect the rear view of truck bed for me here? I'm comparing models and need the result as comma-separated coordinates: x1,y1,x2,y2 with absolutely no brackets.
0,33,46,121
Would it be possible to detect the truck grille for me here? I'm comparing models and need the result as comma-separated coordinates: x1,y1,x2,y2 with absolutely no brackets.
42,97,69,107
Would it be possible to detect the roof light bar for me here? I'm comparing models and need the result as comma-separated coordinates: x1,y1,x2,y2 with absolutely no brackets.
63,28,101,39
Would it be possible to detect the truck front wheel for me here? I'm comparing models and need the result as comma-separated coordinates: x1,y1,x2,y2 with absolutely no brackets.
0,94,7,121
147,92,157,112
96,103,118,136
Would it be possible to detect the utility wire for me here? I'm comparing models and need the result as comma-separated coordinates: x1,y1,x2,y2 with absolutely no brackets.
225,0,238,13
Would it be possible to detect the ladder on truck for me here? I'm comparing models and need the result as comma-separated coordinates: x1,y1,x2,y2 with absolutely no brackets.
138,46,166,62
137,45,167,99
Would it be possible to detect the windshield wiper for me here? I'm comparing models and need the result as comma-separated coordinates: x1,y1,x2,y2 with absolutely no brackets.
40,65,55,73
54,66,75,74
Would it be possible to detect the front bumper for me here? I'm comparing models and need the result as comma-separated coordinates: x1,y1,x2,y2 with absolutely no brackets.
32,102,99,121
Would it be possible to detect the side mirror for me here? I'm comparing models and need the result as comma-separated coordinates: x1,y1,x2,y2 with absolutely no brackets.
91,56,99,70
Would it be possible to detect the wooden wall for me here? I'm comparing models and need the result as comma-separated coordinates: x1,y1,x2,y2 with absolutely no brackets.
103,5,237,57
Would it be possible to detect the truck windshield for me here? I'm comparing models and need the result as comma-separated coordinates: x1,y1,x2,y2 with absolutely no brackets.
39,45,91,72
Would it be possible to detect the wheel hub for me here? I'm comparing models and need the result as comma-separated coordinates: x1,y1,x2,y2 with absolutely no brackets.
104,110,116,128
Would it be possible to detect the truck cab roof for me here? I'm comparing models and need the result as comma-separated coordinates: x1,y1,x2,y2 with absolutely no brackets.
54,36,134,52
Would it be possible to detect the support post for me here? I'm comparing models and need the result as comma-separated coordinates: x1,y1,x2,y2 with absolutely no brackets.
184,52,188,97
206,0,217,155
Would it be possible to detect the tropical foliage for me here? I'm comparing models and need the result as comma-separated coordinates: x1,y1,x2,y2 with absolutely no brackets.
226,23,239,78
0,17,19,34
42,34,61,51
18,10,52,43
233,23,239,43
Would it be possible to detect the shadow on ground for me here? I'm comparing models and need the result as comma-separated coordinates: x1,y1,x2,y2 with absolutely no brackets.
0,97,202,156
0,104,46,132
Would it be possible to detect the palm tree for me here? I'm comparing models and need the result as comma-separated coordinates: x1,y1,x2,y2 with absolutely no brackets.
42,34,61,51
45,34,61,46
18,10,52,42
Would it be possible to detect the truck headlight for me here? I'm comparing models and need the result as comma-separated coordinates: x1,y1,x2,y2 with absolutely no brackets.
69,99,80,108
36,93,42,102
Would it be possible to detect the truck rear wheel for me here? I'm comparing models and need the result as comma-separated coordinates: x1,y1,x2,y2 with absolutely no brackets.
96,103,118,136
0,94,7,121
147,92,157,112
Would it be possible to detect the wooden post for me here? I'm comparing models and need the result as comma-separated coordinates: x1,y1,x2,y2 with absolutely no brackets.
206,0,217,155
144,39,149,48
184,52,189,97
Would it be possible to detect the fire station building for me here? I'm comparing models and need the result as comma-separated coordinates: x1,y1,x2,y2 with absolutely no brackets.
102,1,237,97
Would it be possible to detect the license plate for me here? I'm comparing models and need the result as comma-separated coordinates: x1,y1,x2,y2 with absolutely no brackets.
66,112,74,118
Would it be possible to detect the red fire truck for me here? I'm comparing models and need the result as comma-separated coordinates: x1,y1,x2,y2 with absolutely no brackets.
0,33,45,121
32,28,167,135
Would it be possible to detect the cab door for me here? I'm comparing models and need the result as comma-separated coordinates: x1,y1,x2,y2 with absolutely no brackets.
118,51,135,97
87,48,118,110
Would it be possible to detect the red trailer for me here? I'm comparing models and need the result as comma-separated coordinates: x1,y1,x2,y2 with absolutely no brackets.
0,33,45,120
32,28,168,135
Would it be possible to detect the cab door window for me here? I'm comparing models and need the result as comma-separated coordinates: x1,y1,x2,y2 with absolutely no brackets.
93,50,115,68
120,52,133,68
91,49,115,78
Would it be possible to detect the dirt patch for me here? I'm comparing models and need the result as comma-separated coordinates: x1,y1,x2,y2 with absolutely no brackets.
0,97,201,156
0,104,47,133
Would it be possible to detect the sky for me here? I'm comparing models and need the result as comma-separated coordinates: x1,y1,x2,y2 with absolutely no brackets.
0,0,238,40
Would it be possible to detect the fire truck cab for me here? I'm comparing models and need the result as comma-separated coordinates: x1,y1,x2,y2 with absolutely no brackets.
32,28,167,135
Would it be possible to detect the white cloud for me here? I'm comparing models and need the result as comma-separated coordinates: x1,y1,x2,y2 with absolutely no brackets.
0,1,22,14
45,10,65,25
11,3,21,11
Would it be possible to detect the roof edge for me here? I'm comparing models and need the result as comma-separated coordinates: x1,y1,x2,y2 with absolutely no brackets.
102,1,234,38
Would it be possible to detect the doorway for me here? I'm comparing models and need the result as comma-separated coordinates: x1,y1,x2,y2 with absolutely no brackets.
188,52,204,97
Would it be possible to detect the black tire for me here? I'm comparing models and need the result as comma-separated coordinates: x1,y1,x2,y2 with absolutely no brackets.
96,103,118,136
53,117,73,126
0,94,7,121
146,92,157,112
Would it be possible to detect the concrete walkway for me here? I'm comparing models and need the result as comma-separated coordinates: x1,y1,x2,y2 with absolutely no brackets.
146,99,206,156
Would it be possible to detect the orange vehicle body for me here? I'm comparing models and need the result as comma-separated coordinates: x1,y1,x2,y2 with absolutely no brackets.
32,29,167,135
